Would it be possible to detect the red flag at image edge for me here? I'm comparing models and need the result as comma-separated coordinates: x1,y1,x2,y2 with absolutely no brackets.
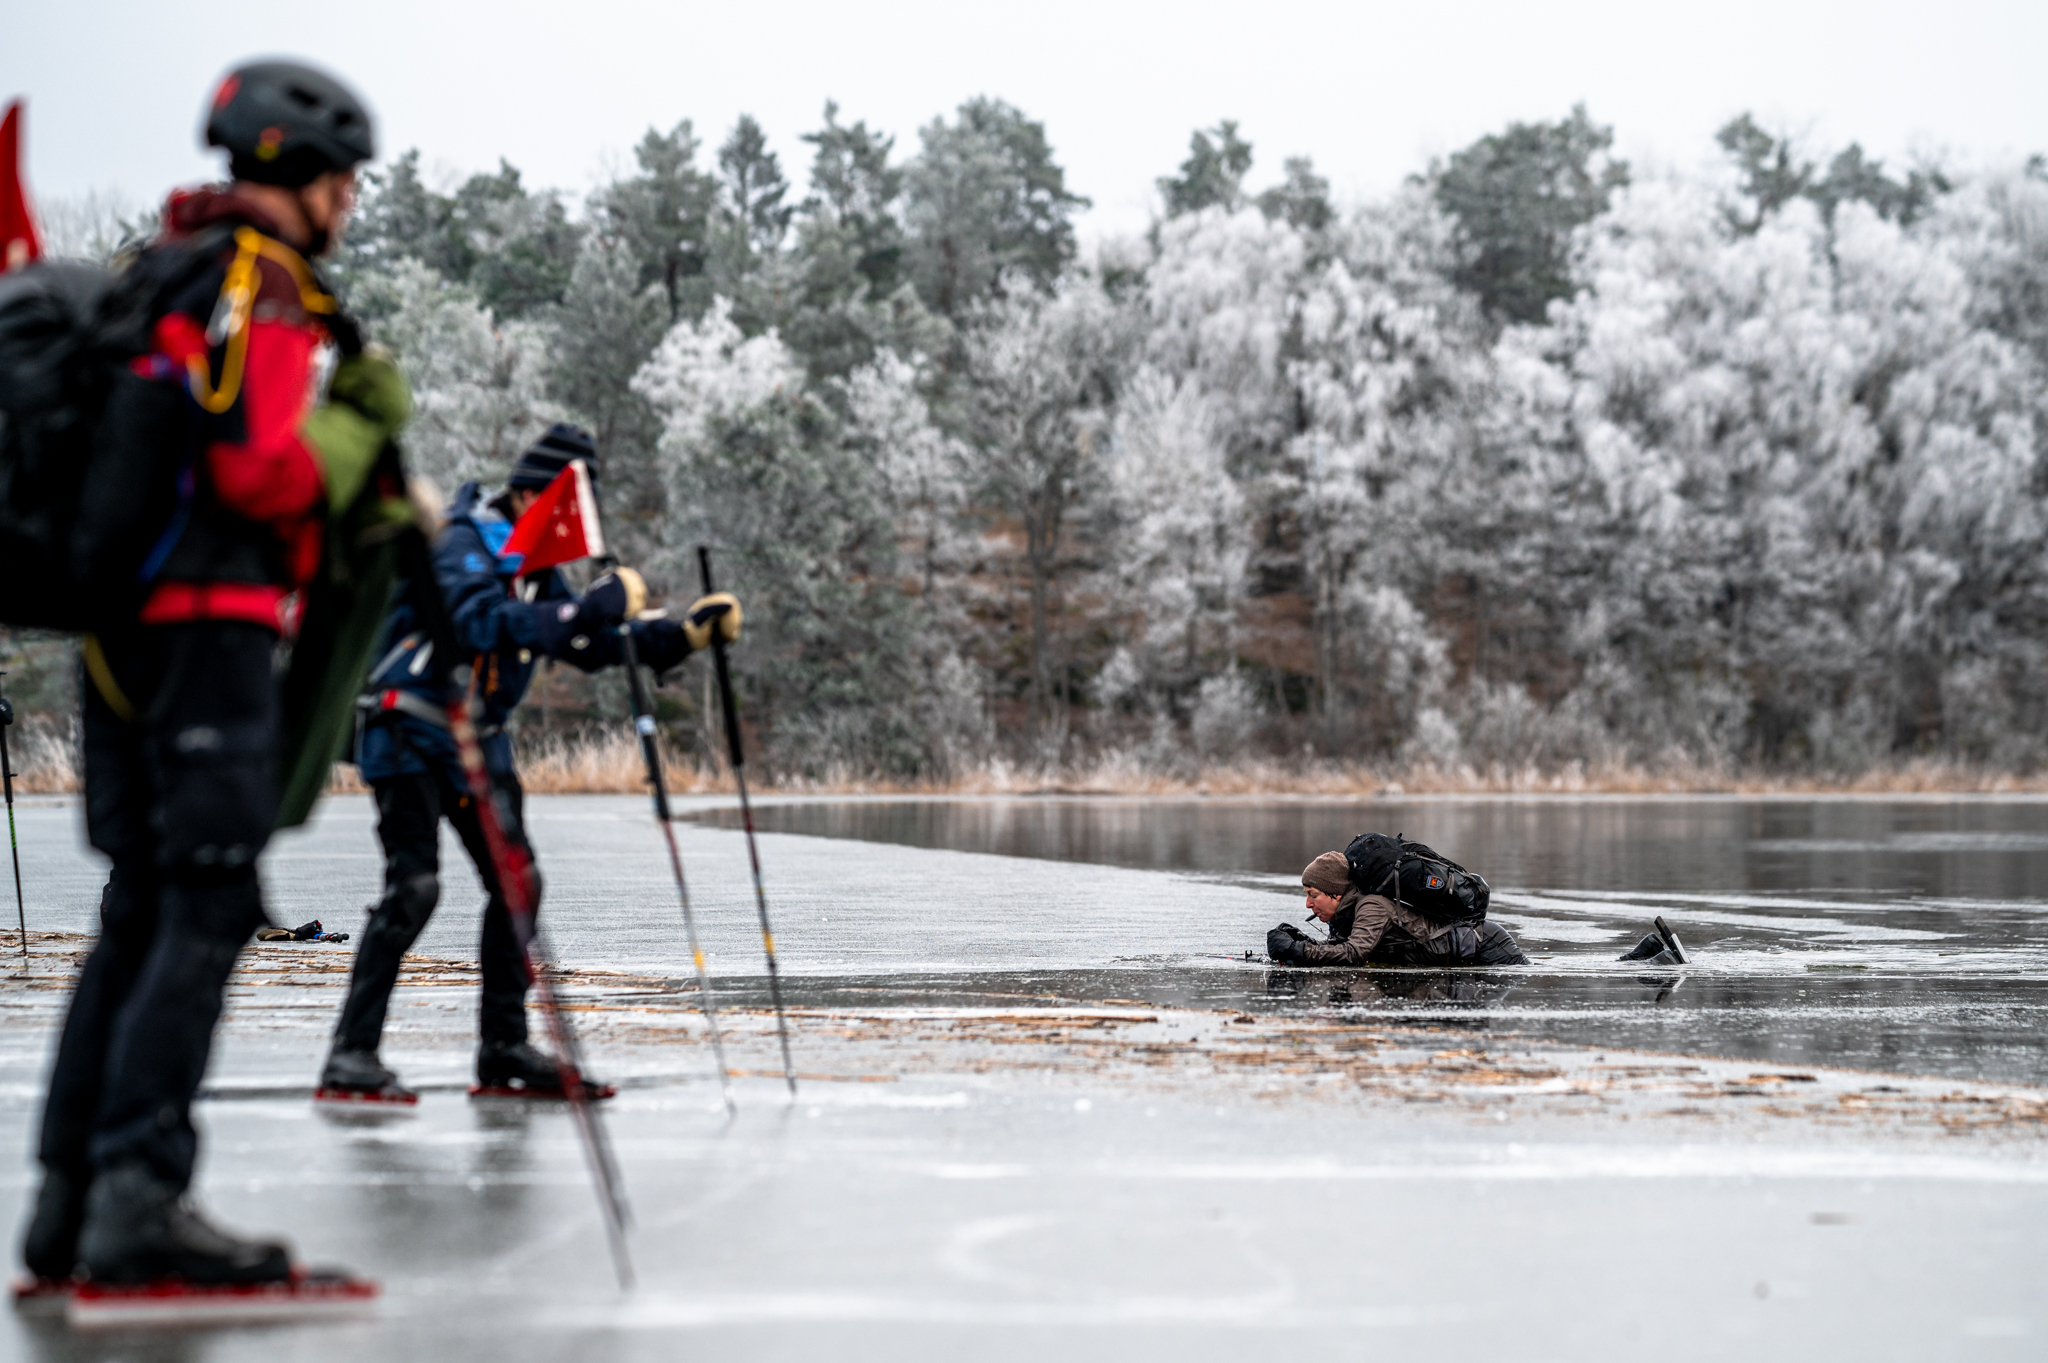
0,100,42,273
502,458,605,576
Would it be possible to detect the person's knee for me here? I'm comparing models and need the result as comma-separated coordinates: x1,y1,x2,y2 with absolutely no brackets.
371,872,440,940
152,725,278,873
162,863,264,940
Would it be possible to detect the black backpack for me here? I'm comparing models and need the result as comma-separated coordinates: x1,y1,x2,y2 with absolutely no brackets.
1344,831,1490,925
0,234,230,631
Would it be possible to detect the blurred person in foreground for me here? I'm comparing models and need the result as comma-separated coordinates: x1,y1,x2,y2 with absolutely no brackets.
21,59,404,1291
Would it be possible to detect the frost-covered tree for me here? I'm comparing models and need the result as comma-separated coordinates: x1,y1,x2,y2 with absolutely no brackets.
1158,121,1254,217
632,301,933,775
1431,104,1628,324
546,234,670,557
903,98,1089,321
781,103,947,382
1509,174,2048,768
261,102,2048,783
594,122,719,324
356,260,565,493
1100,367,1248,710
956,273,1130,742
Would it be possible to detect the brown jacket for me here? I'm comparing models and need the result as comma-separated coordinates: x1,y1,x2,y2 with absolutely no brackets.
1296,887,1460,965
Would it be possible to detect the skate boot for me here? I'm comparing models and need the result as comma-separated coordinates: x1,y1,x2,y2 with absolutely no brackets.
472,1040,614,1100
315,1048,418,1107
68,1163,376,1326
1619,932,1676,964
77,1163,291,1287
12,1168,87,1308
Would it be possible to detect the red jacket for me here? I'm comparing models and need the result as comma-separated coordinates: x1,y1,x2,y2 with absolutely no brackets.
138,188,331,633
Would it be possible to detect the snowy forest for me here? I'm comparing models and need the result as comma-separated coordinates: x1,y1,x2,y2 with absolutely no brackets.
34,102,2048,787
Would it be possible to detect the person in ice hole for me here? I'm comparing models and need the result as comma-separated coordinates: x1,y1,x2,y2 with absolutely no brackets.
1266,850,1687,967
1267,851,1532,967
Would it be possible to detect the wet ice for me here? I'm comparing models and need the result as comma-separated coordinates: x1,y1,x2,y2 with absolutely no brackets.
5,792,2047,1359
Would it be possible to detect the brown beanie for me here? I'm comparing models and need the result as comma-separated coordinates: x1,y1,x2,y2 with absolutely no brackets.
1302,852,1351,898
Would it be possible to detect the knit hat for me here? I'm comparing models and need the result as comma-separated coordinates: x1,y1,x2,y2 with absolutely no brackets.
1302,852,1351,898
507,422,598,491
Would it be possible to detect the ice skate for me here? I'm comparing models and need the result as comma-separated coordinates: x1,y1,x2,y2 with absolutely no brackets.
471,1040,616,1101
1619,931,1679,965
77,1162,292,1287
1653,916,1687,964
66,1162,374,1325
314,1047,419,1107
69,1268,379,1328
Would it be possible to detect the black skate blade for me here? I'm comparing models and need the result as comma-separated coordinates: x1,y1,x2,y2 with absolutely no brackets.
1653,916,1688,965
68,1270,377,1328
469,1082,617,1102
313,1085,419,1108
10,1276,75,1316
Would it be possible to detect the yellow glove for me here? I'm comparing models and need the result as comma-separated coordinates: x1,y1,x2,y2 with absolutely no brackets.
683,592,742,650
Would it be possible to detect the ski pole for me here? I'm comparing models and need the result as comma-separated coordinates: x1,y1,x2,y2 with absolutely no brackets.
696,546,797,1097
394,518,635,1288
0,673,21,961
615,616,736,1117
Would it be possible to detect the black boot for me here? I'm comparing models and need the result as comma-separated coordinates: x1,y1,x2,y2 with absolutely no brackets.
20,1167,88,1283
475,1040,608,1098
77,1162,292,1286
1619,932,1672,963
318,1046,414,1100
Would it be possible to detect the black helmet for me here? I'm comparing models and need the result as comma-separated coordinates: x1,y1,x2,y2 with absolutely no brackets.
204,60,375,188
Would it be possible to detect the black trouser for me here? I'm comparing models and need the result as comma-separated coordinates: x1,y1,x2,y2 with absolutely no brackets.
331,766,538,1056
1374,919,1530,967
38,622,279,1191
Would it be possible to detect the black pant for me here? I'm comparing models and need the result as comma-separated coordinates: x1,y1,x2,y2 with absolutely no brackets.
38,622,278,1190
331,767,538,1056
1374,919,1529,967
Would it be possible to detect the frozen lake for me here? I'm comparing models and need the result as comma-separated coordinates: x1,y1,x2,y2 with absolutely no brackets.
701,793,2048,1084
4,791,2046,1358
10,790,2048,1082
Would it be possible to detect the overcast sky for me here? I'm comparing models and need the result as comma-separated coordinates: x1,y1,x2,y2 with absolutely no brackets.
8,0,2045,239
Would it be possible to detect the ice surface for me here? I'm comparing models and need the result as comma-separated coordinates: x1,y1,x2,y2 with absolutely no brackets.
3,793,2045,1359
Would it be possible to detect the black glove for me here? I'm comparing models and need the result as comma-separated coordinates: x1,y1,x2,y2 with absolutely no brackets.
583,567,646,624
1266,925,1307,964
532,567,647,663
630,617,692,676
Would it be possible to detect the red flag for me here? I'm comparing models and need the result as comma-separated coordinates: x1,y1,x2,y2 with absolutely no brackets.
502,458,606,576
0,100,42,273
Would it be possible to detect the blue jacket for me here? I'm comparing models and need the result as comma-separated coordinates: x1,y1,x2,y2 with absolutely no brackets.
354,481,650,787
